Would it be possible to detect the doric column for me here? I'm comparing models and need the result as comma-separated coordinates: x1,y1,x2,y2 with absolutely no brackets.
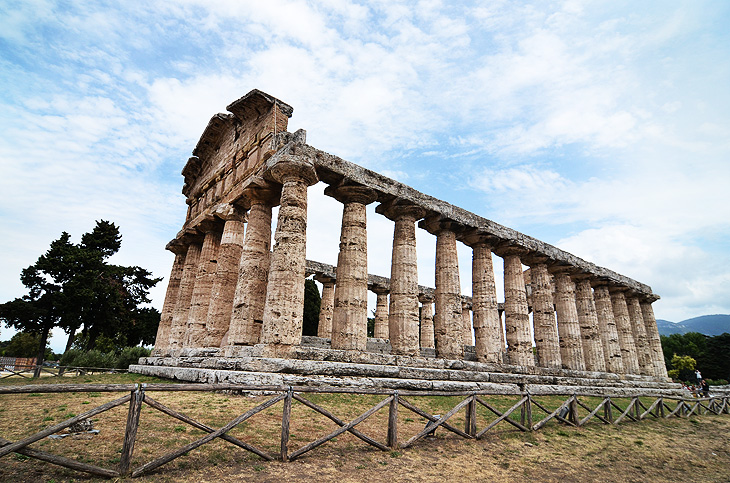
461,301,473,346
467,240,502,363
501,250,534,367
228,185,277,346
372,285,390,339
260,158,318,357
184,221,223,348
627,295,652,376
326,184,378,351
377,202,425,356
422,218,464,360
418,293,435,349
551,267,586,371
529,262,562,369
592,284,624,374
202,206,247,347
168,240,202,352
575,277,606,372
610,288,640,375
152,243,186,355
640,298,668,378
314,274,335,339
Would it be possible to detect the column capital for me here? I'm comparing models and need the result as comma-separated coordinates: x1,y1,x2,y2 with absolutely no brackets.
461,300,472,310
166,238,189,255
419,215,464,236
546,262,578,276
418,293,434,303
324,183,378,205
371,283,390,296
241,180,282,207
493,244,529,258
268,157,318,186
212,203,247,222
313,273,336,285
375,200,426,222
457,229,500,248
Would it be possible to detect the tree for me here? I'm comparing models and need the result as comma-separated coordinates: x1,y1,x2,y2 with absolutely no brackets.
302,279,321,336
0,221,161,376
2,332,50,358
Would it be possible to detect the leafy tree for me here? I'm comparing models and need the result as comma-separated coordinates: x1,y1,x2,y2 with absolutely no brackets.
0,221,161,376
699,333,730,381
2,332,50,358
302,279,321,336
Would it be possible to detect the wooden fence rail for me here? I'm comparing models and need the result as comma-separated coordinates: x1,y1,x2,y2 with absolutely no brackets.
1,383,728,479
0,365,128,380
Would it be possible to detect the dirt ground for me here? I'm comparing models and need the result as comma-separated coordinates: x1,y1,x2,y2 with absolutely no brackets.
2,377,729,483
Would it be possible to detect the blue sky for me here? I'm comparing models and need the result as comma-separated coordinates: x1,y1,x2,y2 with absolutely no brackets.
1,0,729,353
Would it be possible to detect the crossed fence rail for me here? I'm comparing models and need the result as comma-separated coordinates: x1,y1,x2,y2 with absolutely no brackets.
0,365,127,380
0,382,728,478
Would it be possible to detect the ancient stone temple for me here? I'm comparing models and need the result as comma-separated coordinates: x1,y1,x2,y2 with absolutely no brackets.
133,89,674,394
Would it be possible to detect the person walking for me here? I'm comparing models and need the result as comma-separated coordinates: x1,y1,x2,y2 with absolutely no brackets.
696,369,702,384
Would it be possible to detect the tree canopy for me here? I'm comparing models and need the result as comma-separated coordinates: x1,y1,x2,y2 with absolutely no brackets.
0,221,161,375
661,331,730,383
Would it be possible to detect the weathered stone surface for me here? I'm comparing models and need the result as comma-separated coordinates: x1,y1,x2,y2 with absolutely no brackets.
168,242,202,352
228,190,275,346
418,294,435,349
373,286,390,339
627,295,652,376
203,212,246,347
152,248,185,355
432,226,464,359
593,285,624,374
184,225,222,348
552,270,586,371
640,301,669,378
259,157,318,357
503,253,534,366
469,242,502,363
575,279,606,372
611,289,640,375
461,301,473,346
530,263,561,369
327,185,377,351
315,275,335,338
379,203,424,356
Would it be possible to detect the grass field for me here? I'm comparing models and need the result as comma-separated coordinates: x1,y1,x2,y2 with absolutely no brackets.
1,373,729,483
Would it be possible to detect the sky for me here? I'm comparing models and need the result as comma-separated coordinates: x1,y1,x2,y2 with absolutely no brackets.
1,0,729,353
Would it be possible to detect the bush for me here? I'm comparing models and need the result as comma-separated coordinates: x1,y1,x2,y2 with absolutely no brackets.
60,346,150,369
706,379,729,386
116,346,150,369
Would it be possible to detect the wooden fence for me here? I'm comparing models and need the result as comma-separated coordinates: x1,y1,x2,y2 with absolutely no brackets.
1,383,728,479
0,365,127,380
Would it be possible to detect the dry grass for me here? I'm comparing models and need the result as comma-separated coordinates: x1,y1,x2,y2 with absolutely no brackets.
1,374,729,483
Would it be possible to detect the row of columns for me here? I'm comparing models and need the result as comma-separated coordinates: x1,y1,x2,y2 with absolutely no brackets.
154,156,666,378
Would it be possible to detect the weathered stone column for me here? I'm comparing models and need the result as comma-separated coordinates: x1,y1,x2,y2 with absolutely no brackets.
610,288,640,374
627,295,652,376
228,186,278,346
202,206,247,347
461,301,473,346
372,285,390,339
551,267,586,371
593,284,624,374
377,202,425,356
640,298,669,378
574,278,606,372
184,221,223,348
168,240,202,352
418,293,435,349
152,243,186,355
422,219,464,360
467,240,502,363
326,184,377,351
529,262,562,369
314,274,335,339
501,250,534,367
259,158,318,357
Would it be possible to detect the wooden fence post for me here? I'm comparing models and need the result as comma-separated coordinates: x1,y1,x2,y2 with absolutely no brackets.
569,395,578,426
119,384,144,476
604,397,612,424
465,394,477,437
387,391,398,449
525,394,533,430
281,387,293,462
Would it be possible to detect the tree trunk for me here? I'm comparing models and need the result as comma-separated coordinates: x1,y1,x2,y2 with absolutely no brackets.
64,325,78,353
33,324,50,378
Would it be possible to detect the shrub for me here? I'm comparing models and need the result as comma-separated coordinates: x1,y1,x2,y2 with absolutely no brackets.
706,379,729,386
116,346,151,369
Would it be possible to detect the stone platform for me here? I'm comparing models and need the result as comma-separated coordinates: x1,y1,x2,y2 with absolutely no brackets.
131,337,683,397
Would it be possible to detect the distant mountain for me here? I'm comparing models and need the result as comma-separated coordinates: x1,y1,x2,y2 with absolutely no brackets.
657,315,730,336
